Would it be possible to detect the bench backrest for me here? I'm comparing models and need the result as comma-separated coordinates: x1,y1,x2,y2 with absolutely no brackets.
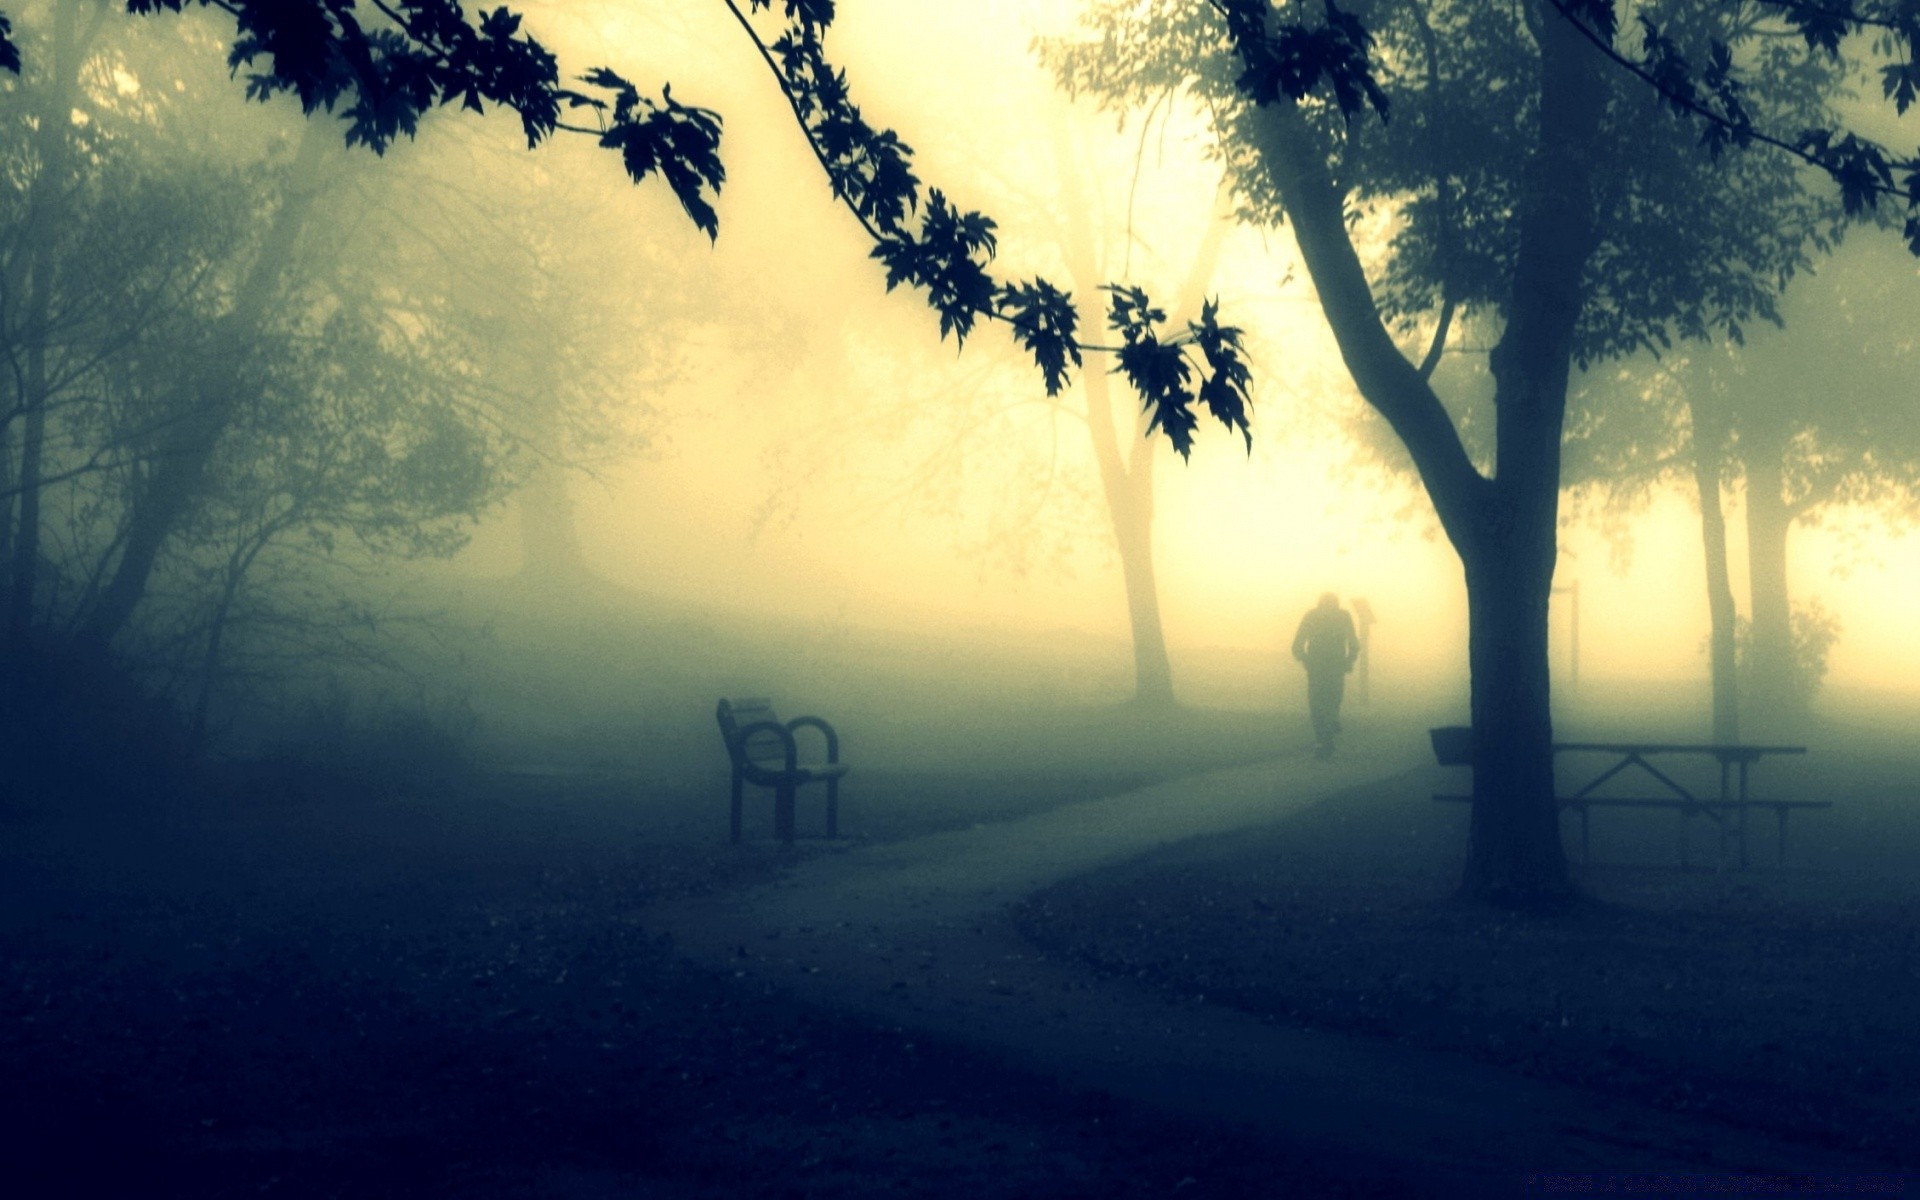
717,697,787,768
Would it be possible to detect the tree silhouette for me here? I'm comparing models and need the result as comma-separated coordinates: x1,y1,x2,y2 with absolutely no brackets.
1052,0,1908,904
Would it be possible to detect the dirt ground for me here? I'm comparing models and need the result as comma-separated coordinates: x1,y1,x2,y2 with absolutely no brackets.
0,707,1338,1199
7,700,1920,1196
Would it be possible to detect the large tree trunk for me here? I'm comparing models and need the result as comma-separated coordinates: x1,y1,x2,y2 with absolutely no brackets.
1239,2,1602,905
1688,394,1740,742
1742,420,1797,721
79,123,331,649
1452,6,1603,905
1459,548,1563,899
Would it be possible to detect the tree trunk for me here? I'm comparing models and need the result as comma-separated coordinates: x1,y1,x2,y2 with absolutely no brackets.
1742,422,1796,721
1688,394,1740,743
1049,115,1195,709
1451,5,1604,905
1112,429,1175,707
1459,549,1565,901
1073,354,1175,704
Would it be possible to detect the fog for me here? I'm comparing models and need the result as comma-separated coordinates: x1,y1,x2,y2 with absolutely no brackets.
456,0,1920,718
6,1,1920,1193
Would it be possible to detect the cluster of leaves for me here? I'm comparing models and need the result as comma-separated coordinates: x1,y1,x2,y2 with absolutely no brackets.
1551,0,1920,251
1105,288,1252,458
569,66,725,237
0,2,727,237
1207,0,1388,120
736,0,1253,453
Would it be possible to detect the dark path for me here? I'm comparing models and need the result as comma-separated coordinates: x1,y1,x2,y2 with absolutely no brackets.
648,730,1887,1197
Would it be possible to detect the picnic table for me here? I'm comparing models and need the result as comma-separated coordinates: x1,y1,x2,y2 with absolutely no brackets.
1432,731,1827,868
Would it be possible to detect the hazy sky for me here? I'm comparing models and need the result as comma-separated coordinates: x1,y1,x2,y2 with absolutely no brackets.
442,0,1920,703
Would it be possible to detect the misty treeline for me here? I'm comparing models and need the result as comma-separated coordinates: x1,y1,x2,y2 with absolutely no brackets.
0,1,697,771
0,0,1916,908
1559,245,1920,733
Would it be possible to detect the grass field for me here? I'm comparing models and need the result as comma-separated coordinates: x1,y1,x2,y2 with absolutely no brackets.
1017,703,1920,1171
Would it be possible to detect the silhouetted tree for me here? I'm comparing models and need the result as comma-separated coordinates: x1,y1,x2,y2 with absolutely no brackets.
1050,0,1908,904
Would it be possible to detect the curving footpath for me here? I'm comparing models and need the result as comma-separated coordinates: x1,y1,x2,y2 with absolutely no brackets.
646,727,1883,1197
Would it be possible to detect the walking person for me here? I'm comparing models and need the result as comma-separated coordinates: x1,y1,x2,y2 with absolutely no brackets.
1292,592,1360,758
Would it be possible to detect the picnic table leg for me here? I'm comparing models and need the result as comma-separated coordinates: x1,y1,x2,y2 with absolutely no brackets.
775,782,796,845
730,772,744,844
1739,803,1750,869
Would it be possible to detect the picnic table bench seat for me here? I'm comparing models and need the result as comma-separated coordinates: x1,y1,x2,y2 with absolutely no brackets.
1429,730,1829,868
715,697,848,845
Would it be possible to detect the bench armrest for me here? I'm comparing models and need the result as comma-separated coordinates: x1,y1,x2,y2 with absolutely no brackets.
730,719,797,773
786,715,839,763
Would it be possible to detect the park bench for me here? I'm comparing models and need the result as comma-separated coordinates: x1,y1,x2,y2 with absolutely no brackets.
715,697,847,845
1430,728,1829,868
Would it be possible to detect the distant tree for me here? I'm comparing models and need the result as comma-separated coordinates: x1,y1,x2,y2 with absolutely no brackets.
759,105,1232,707
1564,355,1752,743
1049,0,1901,904
1551,235,1918,736
1049,115,1232,708
1714,242,1920,720
0,11,510,748
367,130,704,591
144,267,504,743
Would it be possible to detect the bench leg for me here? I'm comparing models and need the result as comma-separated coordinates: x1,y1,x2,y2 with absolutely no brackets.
730,773,743,844
775,783,796,845
1739,804,1749,869
826,777,839,839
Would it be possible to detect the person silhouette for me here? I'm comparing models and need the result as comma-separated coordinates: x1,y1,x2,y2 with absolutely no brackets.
1292,592,1360,758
